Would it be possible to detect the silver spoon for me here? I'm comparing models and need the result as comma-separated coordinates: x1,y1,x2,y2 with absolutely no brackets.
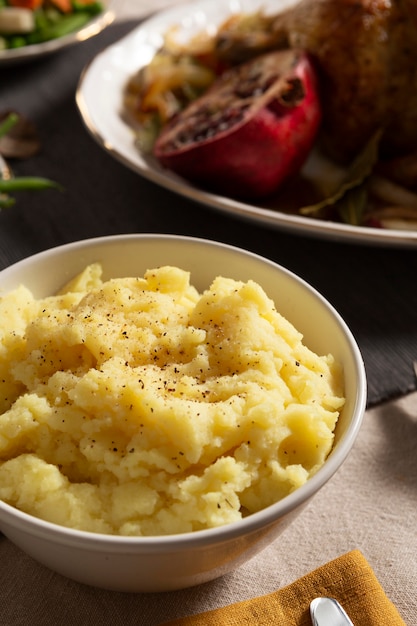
310,597,354,626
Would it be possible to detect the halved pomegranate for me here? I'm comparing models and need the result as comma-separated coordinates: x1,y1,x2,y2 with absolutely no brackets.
153,49,322,199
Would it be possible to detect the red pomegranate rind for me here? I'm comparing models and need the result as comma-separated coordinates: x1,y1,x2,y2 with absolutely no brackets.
154,49,321,199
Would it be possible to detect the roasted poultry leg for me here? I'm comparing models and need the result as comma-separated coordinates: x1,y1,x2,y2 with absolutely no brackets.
216,0,417,164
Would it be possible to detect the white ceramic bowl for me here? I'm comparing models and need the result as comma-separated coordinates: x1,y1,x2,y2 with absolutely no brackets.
0,234,366,592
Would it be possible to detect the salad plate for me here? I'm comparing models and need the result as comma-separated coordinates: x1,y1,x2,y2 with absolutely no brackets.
0,0,116,67
76,0,417,247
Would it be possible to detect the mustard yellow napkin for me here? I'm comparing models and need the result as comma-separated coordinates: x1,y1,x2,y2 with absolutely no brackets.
162,550,406,626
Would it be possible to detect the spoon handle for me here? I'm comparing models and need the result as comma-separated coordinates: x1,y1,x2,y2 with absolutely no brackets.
310,597,354,626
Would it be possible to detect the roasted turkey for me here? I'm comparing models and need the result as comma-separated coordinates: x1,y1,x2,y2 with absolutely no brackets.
215,0,417,164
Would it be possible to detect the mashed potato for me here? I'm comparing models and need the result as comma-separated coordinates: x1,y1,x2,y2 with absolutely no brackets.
0,264,344,535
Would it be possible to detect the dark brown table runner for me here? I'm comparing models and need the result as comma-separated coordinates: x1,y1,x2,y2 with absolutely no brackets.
1,20,417,406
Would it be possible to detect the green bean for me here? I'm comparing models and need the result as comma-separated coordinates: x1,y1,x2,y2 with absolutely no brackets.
72,1,103,16
9,36,27,49
0,115,61,210
27,12,91,44
0,177,61,192
0,112,19,139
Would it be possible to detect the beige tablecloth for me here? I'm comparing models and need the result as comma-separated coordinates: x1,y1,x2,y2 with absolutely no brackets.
0,2,416,624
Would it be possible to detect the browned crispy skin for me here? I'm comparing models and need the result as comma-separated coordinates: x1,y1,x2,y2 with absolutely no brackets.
216,0,417,163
